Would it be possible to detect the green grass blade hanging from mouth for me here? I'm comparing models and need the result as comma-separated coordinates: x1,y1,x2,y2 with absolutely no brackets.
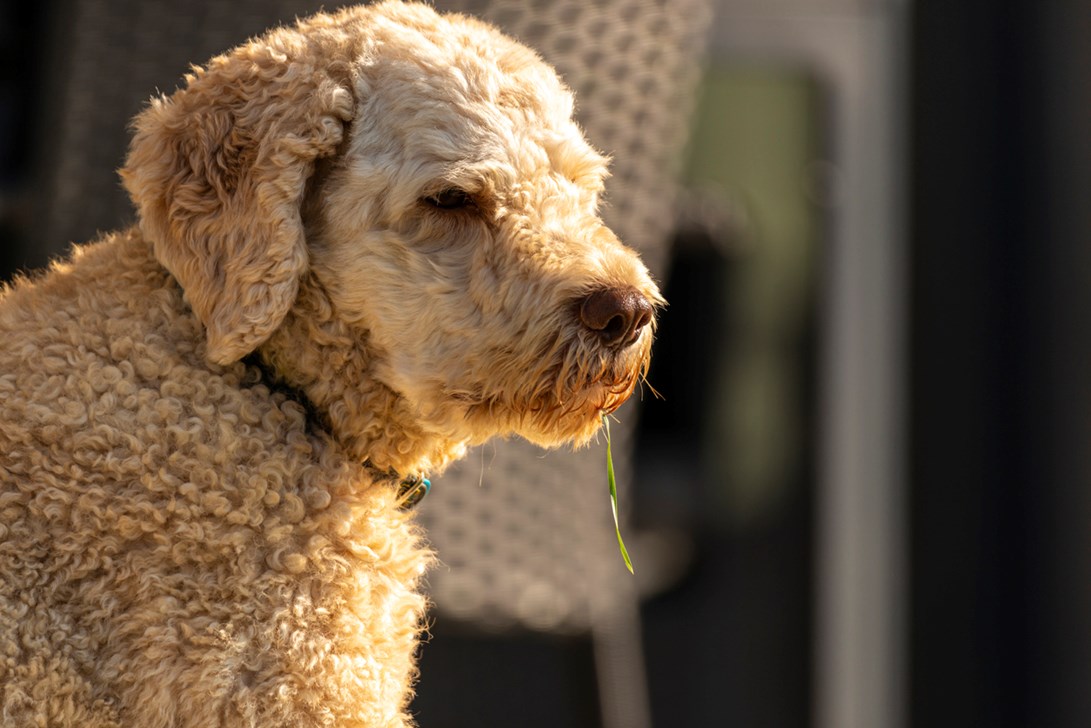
602,413,634,574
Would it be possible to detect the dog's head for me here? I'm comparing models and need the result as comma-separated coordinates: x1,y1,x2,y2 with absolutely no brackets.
122,1,662,459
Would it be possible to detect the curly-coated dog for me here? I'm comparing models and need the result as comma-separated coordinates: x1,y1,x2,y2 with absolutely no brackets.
0,2,660,725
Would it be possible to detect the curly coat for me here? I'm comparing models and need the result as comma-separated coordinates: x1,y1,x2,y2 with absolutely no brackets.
0,2,660,725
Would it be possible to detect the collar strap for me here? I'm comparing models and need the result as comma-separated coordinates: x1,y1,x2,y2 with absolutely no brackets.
243,359,432,510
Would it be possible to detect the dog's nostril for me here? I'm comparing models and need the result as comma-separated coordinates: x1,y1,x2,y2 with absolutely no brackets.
579,287,653,347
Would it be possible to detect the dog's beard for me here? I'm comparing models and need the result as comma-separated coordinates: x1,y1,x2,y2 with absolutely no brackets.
456,331,653,448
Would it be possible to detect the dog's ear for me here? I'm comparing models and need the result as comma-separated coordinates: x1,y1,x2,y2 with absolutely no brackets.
121,31,355,365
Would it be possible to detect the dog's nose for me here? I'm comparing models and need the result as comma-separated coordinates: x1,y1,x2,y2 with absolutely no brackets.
578,287,653,348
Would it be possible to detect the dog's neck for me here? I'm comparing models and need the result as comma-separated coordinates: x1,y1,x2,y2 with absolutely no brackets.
256,276,466,477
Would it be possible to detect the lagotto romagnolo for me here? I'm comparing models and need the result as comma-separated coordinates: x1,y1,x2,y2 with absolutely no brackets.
0,2,661,725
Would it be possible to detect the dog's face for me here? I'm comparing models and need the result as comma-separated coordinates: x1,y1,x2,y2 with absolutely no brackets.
122,1,660,455
308,12,661,448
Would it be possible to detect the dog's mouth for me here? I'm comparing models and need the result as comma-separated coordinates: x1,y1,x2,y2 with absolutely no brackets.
453,328,653,447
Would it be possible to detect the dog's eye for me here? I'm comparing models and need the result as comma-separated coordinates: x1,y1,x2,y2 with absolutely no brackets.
424,188,474,210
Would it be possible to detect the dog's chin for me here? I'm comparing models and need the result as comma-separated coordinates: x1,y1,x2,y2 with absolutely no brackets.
511,399,610,449
459,366,645,450
447,331,653,449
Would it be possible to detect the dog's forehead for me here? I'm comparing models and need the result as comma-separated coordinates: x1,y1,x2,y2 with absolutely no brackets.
349,16,604,188
362,22,571,119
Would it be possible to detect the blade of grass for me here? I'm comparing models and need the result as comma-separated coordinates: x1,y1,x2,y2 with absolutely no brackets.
602,413,634,574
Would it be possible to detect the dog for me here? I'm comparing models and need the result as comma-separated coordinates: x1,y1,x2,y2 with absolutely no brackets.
0,2,661,725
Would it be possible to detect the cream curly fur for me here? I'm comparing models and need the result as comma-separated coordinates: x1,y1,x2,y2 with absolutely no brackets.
0,2,661,726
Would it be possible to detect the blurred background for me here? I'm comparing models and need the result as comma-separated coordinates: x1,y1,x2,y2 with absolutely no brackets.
2,0,1090,726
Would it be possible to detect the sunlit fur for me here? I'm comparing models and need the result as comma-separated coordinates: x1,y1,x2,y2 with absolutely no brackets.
0,2,660,726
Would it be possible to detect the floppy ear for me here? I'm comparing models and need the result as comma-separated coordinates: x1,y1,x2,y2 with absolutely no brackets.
121,30,355,365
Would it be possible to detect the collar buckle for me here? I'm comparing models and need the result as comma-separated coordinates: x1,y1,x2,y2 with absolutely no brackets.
397,474,431,510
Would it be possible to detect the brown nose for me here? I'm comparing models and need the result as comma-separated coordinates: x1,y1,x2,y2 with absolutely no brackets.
578,287,653,347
